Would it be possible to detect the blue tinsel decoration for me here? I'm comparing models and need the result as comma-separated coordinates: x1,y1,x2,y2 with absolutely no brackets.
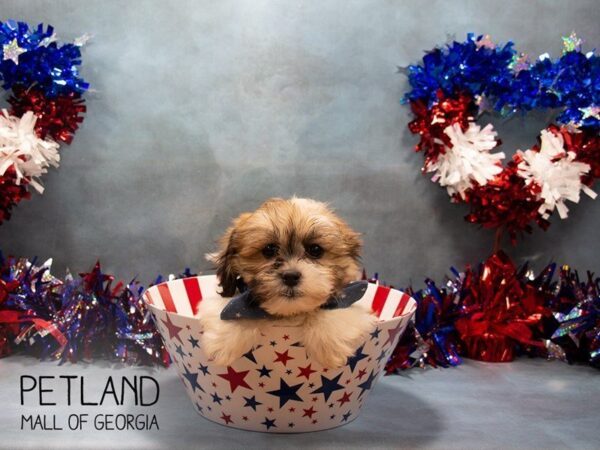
0,20,89,97
403,33,599,129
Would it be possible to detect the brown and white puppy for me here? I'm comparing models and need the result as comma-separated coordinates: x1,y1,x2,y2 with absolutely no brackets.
199,197,375,368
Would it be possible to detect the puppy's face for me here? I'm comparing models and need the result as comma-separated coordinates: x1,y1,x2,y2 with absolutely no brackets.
212,198,362,316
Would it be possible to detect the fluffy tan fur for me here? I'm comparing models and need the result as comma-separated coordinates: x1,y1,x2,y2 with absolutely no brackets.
198,197,375,368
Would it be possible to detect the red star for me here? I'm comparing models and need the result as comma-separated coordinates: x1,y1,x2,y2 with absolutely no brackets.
242,416,248,421
212,382,217,387
218,366,251,393
356,368,367,380
267,407,274,412
345,379,351,385
289,407,296,412
312,397,318,402
258,382,265,387
297,363,317,380
283,334,290,340
312,419,317,424
220,413,233,424
161,315,184,344
302,406,317,418
273,350,294,366
337,391,351,405
383,321,404,347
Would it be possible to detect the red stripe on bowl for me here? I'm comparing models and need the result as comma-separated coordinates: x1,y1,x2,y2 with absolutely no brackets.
157,283,177,313
394,293,410,318
371,285,391,318
144,291,154,305
184,277,203,315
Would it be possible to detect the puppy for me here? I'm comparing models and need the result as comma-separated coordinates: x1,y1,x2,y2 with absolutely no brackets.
199,197,375,368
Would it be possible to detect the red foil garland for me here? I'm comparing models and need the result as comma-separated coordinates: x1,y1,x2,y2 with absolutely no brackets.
455,252,548,362
0,169,31,225
8,85,86,145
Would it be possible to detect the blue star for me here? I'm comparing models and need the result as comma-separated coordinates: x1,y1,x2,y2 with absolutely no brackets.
269,340,277,347
261,417,276,430
243,349,257,364
370,327,381,340
211,392,223,405
286,369,292,375
198,363,210,375
311,373,344,402
243,395,262,411
357,370,377,397
346,344,368,372
267,378,304,408
376,349,387,364
257,365,272,378
341,411,352,422
188,335,200,348
175,344,186,359
182,366,204,393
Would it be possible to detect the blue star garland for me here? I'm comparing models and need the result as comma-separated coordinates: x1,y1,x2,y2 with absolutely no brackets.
402,33,599,129
0,20,89,97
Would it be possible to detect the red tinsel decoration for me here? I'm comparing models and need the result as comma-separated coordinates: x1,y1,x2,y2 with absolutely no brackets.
463,163,549,243
408,92,474,167
455,252,548,362
0,169,31,225
8,85,86,144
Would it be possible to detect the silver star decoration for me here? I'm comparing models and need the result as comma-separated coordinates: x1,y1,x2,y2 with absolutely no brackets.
39,32,58,48
73,33,92,47
3,38,26,64
475,34,495,50
580,106,600,121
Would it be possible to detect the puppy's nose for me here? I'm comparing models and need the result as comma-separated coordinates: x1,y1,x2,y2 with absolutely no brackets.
281,270,302,287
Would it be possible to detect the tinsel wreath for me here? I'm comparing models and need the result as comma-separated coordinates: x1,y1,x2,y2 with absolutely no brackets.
0,20,90,224
384,252,600,372
402,33,600,242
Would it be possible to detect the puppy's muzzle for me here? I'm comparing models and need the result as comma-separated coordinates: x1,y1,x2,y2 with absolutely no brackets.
281,270,302,287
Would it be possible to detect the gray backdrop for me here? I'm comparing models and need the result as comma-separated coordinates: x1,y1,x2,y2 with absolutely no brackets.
1,0,599,285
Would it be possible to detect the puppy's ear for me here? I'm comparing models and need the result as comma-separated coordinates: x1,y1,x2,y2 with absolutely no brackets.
210,212,252,297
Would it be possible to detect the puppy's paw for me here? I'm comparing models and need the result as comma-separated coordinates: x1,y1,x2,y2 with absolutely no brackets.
304,306,376,369
200,319,261,367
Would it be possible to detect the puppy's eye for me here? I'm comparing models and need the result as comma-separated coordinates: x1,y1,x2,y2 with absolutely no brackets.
261,243,279,258
306,244,324,259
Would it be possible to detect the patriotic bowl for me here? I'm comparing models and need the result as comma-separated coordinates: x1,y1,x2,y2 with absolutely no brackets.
143,275,416,433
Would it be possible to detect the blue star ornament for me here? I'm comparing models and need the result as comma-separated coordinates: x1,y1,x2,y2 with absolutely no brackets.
267,378,304,408
346,344,368,372
175,344,186,359
211,392,223,405
311,373,344,402
188,335,200,348
257,365,272,378
261,417,277,430
357,370,377,397
243,395,262,411
182,366,204,393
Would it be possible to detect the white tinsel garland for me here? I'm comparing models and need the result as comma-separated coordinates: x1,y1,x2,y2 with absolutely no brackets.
426,122,505,198
0,110,60,193
517,129,596,219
